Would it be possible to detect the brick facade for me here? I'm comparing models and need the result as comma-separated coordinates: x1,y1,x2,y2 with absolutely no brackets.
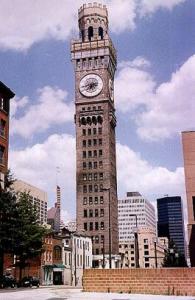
83,268,195,296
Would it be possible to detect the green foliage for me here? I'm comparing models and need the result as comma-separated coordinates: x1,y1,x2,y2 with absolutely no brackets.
0,172,47,278
162,239,187,268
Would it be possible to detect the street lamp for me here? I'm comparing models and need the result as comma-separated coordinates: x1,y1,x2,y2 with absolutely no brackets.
102,187,111,269
154,239,157,268
129,214,139,268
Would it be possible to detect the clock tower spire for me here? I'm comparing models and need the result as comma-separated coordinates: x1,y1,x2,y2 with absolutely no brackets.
71,2,118,260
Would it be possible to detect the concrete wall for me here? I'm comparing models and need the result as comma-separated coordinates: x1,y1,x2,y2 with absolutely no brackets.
83,268,195,296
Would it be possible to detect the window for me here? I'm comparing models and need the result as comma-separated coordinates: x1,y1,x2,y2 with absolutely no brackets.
100,209,104,217
95,235,99,243
89,222,93,231
88,162,92,169
89,209,93,217
99,150,103,157
0,120,6,137
94,197,98,204
145,257,149,261
99,173,103,180
88,26,93,41
144,251,149,256
99,184,103,192
100,196,104,204
93,128,97,135
83,151,86,158
145,263,150,268
83,185,87,193
192,196,195,220
83,197,87,205
83,129,86,136
100,222,104,230
144,239,148,244
84,209,87,218
95,209,98,217
99,161,103,168
83,140,86,147
83,162,86,170
88,128,91,135
88,151,92,158
98,127,102,134
53,246,62,260
144,245,148,249
83,174,87,181
94,173,98,181
95,222,99,230
88,140,92,147
89,197,93,205
94,184,98,192
94,162,97,169
99,139,102,145
94,150,97,157
98,27,103,39
98,106,102,110
82,107,85,111
89,185,93,193
88,173,92,181
93,139,97,146
0,146,5,164
96,248,99,255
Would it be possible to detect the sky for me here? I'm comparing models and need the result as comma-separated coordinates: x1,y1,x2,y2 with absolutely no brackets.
1,0,195,224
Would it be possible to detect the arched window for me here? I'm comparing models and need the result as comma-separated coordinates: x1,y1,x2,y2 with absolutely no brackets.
87,116,92,125
98,27,103,40
53,246,62,260
81,117,86,125
92,116,97,125
97,115,103,124
88,26,93,41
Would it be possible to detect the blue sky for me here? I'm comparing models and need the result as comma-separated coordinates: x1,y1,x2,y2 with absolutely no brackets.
1,0,195,222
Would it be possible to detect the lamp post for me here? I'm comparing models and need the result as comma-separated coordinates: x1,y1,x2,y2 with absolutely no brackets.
129,214,139,268
102,187,111,269
154,240,157,268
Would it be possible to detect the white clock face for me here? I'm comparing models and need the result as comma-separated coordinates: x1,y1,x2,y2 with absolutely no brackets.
79,74,103,97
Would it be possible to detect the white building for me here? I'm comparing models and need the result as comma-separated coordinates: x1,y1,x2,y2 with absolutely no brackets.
118,192,156,244
64,220,77,232
13,179,48,225
119,227,168,268
61,228,92,287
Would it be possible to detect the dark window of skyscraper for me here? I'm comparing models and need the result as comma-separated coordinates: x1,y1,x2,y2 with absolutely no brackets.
84,223,87,231
193,196,195,220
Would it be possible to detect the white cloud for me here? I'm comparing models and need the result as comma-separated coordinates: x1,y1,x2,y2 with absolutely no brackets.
116,142,185,201
9,133,185,220
10,86,74,138
9,133,76,219
0,0,186,51
10,96,29,118
115,54,195,141
139,0,186,16
137,54,195,141
115,57,155,113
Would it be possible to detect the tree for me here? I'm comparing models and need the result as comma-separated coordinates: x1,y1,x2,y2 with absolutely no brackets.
0,171,17,277
14,191,47,280
163,239,187,268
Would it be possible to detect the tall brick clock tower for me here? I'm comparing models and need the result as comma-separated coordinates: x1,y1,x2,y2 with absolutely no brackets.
71,3,118,258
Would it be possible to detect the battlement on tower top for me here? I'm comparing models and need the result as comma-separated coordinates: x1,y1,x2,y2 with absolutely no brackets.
79,2,108,19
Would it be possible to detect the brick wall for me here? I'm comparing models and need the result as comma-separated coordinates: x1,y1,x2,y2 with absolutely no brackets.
83,268,195,296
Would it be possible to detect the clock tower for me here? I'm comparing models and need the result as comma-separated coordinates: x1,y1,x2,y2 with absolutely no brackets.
71,3,118,258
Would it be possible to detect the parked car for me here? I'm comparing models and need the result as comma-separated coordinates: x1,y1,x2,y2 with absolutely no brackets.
0,275,16,288
19,276,40,288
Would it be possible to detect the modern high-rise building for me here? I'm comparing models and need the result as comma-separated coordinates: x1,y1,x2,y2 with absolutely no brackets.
71,3,118,255
13,179,48,225
157,196,185,256
182,131,195,266
0,81,15,188
118,192,156,243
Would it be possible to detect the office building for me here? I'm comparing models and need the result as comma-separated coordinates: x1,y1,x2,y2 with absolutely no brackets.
0,81,15,188
119,227,168,268
182,131,195,266
157,196,185,256
118,192,156,243
13,179,48,225
71,3,118,255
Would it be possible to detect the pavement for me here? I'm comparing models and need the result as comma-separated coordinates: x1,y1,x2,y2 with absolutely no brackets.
0,286,195,300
